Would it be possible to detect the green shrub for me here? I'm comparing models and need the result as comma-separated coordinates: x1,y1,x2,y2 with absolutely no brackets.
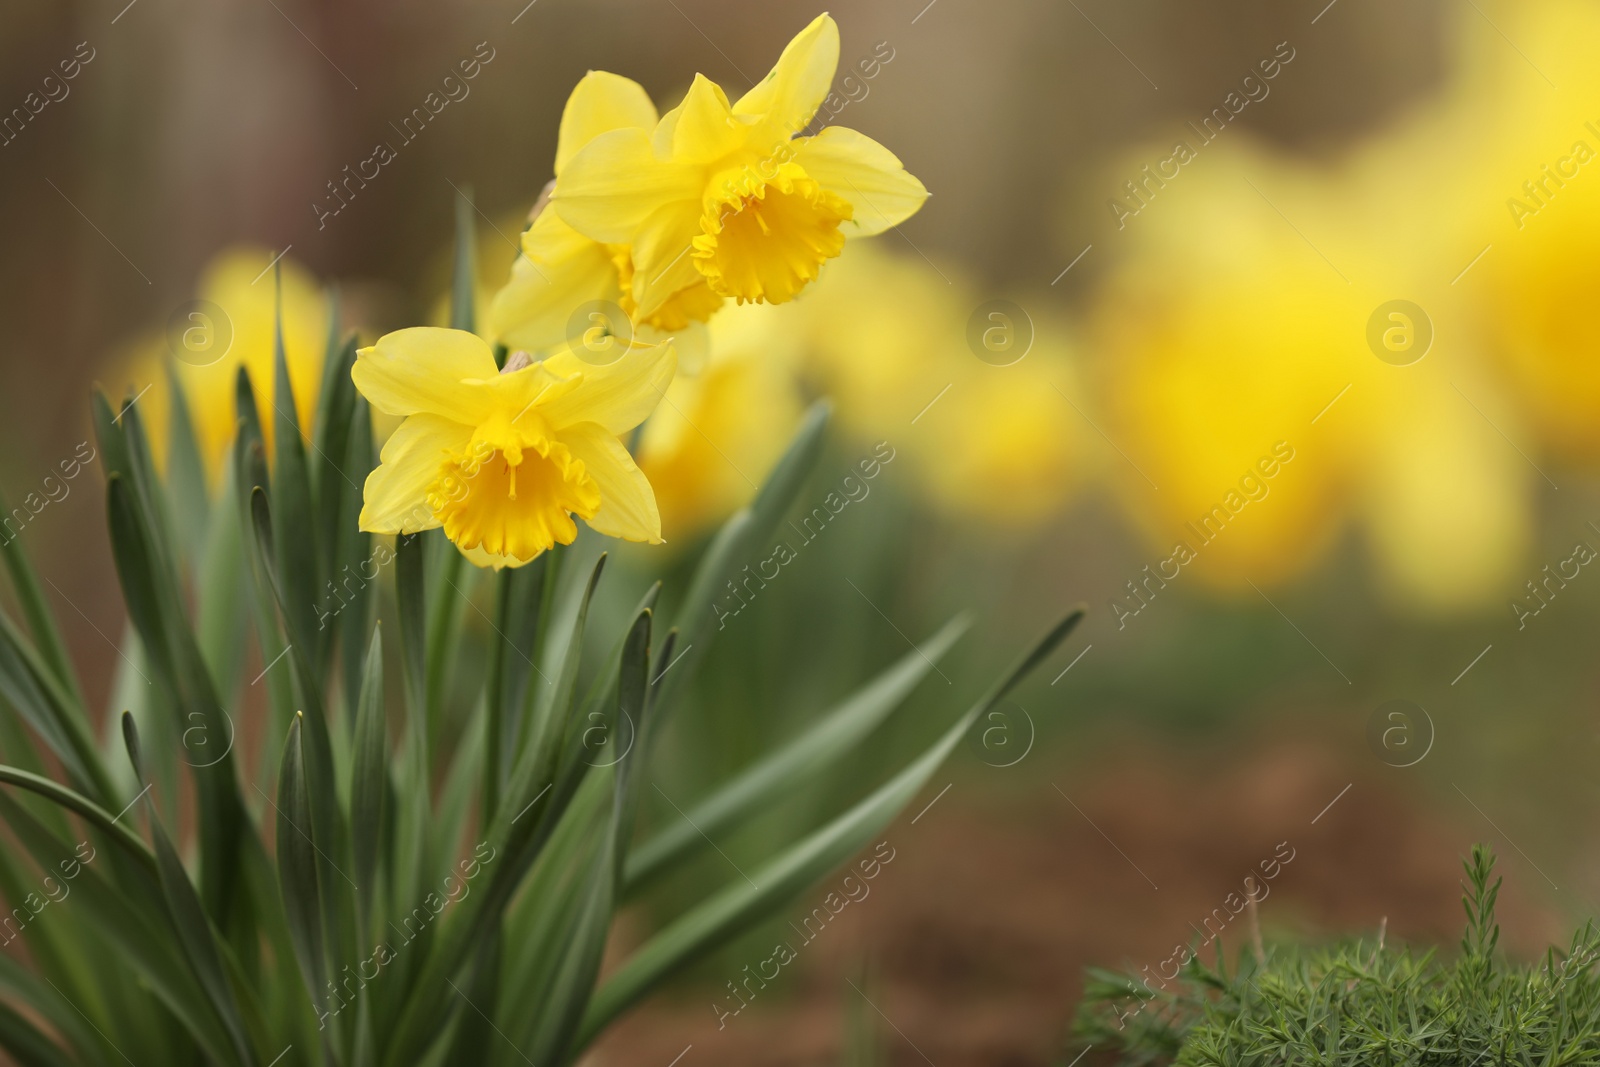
1072,846,1600,1066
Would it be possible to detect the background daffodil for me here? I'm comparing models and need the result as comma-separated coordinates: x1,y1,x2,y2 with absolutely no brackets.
103,247,329,483
637,300,805,540
551,12,928,314
352,326,675,569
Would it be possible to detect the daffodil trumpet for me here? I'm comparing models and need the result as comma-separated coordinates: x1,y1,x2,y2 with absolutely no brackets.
548,12,929,318
351,326,674,569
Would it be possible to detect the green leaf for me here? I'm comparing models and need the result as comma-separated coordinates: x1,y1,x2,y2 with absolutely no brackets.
0,984,74,1066
0,787,237,1064
0,607,110,802
336,396,377,718
106,470,251,926
395,533,428,721
484,558,549,824
124,714,254,1067
657,402,830,718
576,607,1085,1047
379,558,608,1067
270,283,324,672
276,714,330,1027
526,608,653,1065
0,486,82,709
624,614,970,894
451,185,478,334
161,356,212,561
350,624,387,932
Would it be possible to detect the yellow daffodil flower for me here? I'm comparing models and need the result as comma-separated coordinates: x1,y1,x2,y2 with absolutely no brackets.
637,301,805,540
102,248,328,483
551,13,928,314
351,327,675,569
1091,140,1528,610
489,71,721,370
1449,0,1600,462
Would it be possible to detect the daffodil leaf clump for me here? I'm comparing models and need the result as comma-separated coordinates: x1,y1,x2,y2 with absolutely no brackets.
1071,846,1600,1067
0,193,1080,1067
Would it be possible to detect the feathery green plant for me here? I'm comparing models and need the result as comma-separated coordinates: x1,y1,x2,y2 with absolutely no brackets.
1071,846,1600,1066
0,198,1083,1066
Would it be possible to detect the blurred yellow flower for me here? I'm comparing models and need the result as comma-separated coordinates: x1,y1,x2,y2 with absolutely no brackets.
104,247,329,484
175,248,328,481
551,13,927,314
1090,139,1529,609
1445,0,1600,463
636,301,805,540
488,71,721,368
909,347,1085,528
352,327,674,569
781,243,1085,529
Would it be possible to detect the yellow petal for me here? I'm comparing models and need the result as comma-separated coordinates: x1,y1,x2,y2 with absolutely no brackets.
647,319,710,375
540,340,677,435
655,74,743,164
458,543,541,570
358,414,471,533
629,203,709,318
733,13,839,141
793,126,929,236
552,127,702,245
352,328,498,423
556,70,659,175
561,421,663,543
489,211,621,352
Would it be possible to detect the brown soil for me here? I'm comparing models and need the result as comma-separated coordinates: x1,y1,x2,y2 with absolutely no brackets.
587,736,1567,1067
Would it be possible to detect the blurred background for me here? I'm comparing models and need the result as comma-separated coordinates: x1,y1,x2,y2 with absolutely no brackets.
6,0,1600,1063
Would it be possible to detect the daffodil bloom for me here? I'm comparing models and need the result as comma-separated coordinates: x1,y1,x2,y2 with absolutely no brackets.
489,72,721,370
637,301,804,539
104,247,328,482
352,327,674,569
551,13,928,315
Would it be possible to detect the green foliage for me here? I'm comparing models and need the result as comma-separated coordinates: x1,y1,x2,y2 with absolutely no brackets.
1071,846,1600,1066
0,201,1081,1065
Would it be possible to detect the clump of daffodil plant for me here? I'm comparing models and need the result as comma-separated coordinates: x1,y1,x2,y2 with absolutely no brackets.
0,25,1074,1066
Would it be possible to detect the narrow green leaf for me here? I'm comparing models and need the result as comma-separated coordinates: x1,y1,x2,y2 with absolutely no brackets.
161,357,211,561
576,608,1085,1046
0,764,153,865
0,991,73,1066
270,281,324,671
0,608,109,802
276,714,330,1026
336,396,376,718
395,532,427,719
484,559,548,824
351,624,387,932
451,185,478,334
0,788,237,1064
656,402,829,719
379,559,608,1067
624,614,970,894
526,608,652,1065
124,714,254,1067
0,486,82,708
